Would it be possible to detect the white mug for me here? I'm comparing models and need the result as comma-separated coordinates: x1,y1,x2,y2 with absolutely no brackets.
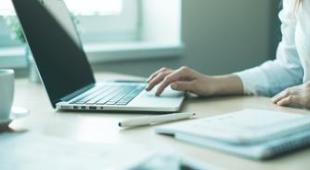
0,69,14,122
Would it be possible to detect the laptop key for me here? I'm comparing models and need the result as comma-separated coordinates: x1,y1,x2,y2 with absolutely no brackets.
71,87,105,104
115,102,128,105
73,84,144,106
74,101,86,104
105,101,116,105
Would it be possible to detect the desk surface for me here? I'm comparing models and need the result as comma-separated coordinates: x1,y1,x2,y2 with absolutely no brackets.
9,72,310,170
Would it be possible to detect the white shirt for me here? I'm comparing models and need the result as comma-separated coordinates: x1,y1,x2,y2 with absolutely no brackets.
236,0,310,97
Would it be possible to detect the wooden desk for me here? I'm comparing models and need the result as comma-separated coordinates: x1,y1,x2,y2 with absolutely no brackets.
9,72,310,170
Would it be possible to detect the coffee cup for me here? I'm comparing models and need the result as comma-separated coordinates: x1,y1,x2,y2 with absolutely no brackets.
0,69,14,123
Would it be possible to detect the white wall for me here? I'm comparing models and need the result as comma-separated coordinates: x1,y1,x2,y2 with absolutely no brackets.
181,0,274,74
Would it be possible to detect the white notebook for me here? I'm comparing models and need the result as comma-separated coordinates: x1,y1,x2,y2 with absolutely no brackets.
155,109,310,160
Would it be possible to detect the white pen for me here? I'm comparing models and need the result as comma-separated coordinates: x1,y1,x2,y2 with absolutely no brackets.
118,112,196,128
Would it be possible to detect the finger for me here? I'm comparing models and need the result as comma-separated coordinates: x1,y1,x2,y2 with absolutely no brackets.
272,90,290,104
146,71,171,91
147,67,169,82
272,87,301,104
276,95,300,106
171,81,194,92
147,68,166,82
156,68,191,96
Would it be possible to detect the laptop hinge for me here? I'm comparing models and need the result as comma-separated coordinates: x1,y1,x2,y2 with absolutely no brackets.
60,83,95,102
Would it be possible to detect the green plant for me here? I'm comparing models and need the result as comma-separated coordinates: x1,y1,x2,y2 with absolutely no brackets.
5,16,26,43
4,14,80,44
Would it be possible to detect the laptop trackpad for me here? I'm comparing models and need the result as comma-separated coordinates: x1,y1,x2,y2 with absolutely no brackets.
128,86,184,108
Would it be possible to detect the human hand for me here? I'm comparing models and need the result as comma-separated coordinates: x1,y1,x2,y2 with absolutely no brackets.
272,82,310,109
146,66,216,96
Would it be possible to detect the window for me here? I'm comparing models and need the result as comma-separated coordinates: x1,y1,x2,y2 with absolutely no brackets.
65,0,123,16
64,0,139,43
0,0,139,46
0,0,20,47
0,0,183,68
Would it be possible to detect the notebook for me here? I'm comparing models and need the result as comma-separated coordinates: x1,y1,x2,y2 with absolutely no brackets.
155,109,310,160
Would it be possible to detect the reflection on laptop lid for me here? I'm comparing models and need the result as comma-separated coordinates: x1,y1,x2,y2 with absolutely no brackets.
12,0,95,107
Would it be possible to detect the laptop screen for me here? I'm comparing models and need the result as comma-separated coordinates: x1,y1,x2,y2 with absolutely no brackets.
12,0,95,107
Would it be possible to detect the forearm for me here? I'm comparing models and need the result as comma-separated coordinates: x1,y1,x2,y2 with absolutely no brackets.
210,74,244,96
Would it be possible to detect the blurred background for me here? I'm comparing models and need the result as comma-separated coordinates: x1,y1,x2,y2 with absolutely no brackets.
0,0,282,79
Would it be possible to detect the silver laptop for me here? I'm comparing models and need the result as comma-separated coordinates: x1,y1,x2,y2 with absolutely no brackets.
12,0,184,112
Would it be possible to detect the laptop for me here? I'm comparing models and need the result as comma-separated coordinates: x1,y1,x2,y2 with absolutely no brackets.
12,0,184,112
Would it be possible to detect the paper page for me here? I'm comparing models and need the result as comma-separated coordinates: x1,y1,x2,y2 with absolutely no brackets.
157,109,309,143
194,109,304,132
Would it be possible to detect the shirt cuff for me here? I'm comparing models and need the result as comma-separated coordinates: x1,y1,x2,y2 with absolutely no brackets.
233,67,269,95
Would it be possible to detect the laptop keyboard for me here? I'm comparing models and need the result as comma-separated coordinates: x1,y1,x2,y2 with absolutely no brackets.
70,84,145,106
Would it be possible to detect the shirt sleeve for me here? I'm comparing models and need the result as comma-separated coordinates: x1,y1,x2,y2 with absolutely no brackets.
234,0,304,97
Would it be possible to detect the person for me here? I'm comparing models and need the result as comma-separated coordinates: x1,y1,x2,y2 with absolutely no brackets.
146,0,310,109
